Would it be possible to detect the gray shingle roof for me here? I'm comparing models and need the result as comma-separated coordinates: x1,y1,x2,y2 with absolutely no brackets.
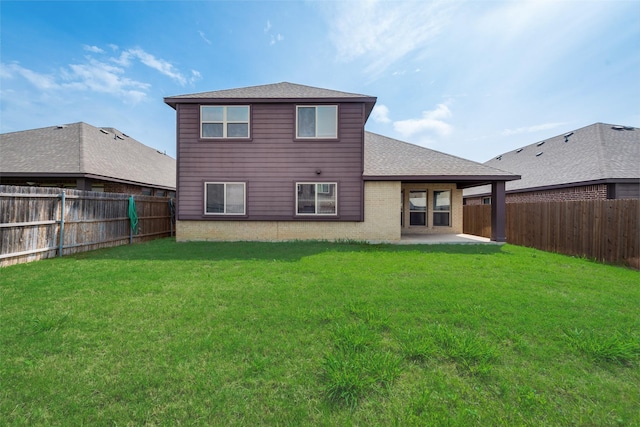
464,123,639,196
364,132,519,183
165,82,375,103
0,122,176,189
164,82,377,119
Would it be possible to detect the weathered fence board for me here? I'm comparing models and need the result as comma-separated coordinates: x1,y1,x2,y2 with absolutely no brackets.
0,185,174,267
464,199,639,267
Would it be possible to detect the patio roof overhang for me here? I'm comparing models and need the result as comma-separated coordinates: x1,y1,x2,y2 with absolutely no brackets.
362,174,521,189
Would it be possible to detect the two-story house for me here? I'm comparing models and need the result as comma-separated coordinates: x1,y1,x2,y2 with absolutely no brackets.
164,82,519,242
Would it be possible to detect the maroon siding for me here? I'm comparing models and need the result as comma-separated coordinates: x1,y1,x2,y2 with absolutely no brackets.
176,103,365,221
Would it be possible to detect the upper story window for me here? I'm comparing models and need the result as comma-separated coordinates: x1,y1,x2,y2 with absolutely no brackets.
201,106,250,139
296,106,337,139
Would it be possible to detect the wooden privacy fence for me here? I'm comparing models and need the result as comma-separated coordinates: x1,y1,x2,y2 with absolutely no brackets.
0,185,175,267
463,200,639,267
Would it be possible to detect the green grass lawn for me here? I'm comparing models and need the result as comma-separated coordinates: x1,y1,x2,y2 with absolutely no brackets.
1,239,638,426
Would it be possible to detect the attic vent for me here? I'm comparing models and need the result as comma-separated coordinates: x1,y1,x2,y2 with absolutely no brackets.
496,155,502,160
100,129,109,134
116,135,124,140
564,131,573,142
537,141,545,147
122,133,129,137
516,148,523,153
612,125,635,131
536,152,543,157
56,125,66,129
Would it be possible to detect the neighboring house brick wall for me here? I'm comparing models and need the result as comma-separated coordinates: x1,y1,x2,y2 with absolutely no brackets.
465,184,608,204
103,182,149,195
506,184,607,203
176,181,400,242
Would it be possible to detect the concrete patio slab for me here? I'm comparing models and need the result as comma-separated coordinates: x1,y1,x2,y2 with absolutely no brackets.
370,233,502,245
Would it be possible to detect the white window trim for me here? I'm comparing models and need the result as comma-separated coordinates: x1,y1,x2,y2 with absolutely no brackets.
295,105,338,139
200,105,250,139
296,182,338,216
204,182,246,215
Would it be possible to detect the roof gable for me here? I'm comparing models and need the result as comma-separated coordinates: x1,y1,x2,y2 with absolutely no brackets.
1,122,176,189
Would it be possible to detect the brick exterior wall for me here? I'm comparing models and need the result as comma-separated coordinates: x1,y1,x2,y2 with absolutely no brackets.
177,181,401,242
401,183,463,234
466,184,608,205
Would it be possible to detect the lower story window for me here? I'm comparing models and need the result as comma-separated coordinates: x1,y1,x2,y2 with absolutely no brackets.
297,183,337,215
205,182,245,215
409,190,427,226
433,190,451,226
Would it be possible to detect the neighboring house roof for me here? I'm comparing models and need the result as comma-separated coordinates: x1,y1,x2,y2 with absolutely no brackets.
164,81,378,120
464,123,639,197
364,132,520,187
0,122,176,190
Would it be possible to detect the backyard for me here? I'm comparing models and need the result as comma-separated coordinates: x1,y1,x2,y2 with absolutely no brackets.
1,238,638,426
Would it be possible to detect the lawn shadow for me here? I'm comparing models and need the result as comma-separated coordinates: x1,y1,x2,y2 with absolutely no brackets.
77,238,506,263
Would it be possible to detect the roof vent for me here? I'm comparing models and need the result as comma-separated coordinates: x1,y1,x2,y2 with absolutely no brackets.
496,155,502,160
624,126,634,131
100,129,109,134
536,152,543,157
612,125,625,130
116,135,124,140
122,133,129,137
56,125,66,129
537,141,545,147
564,131,573,142
516,148,523,153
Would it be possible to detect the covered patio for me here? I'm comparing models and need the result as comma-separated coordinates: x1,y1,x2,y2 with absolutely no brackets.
364,133,521,242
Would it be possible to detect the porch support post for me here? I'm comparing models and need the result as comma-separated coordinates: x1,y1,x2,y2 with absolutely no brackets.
490,181,507,242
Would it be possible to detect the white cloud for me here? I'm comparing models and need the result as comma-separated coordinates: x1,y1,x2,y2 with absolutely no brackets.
127,48,188,85
501,122,566,136
2,62,59,90
270,34,284,46
190,69,202,84
320,0,456,77
61,58,150,103
264,20,283,45
393,103,453,138
109,47,194,86
371,104,391,123
2,57,150,104
83,45,104,53
198,30,212,45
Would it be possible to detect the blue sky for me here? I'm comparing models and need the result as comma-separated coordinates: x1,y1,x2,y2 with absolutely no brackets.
1,0,638,162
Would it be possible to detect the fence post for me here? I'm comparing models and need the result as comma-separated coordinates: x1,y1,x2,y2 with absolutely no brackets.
58,191,66,257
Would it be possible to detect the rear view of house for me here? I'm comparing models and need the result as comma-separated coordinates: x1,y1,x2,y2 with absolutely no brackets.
165,82,519,242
